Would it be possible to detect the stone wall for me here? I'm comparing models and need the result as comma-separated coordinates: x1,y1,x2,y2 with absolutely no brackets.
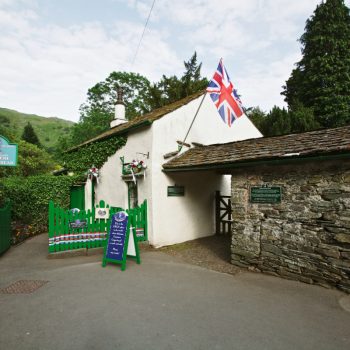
231,158,350,293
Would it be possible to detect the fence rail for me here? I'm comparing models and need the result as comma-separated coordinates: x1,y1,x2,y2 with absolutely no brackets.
48,199,148,253
0,200,11,255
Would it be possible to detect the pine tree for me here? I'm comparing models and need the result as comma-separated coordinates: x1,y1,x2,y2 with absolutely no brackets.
21,122,41,147
181,51,208,97
282,0,350,127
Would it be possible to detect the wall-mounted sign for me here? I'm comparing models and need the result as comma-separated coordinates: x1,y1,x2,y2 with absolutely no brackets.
0,135,18,167
250,185,282,204
95,207,110,219
102,211,140,270
167,185,185,197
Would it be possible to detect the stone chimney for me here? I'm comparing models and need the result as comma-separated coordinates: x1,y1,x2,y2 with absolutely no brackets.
110,88,127,128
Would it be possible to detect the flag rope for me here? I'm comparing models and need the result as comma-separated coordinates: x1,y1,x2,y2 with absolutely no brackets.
179,92,207,152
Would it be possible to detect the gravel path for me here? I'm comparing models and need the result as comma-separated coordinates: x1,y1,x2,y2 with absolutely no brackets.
141,234,241,275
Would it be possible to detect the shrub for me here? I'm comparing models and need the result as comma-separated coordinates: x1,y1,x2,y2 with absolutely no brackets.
0,174,83,244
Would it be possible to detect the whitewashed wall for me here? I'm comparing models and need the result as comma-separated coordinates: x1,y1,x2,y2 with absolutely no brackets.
150,94,262,246
93,127,154,239
92,94,261,247
84,178,93,210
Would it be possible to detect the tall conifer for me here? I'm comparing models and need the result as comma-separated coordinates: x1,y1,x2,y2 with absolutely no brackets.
22,122,41,147
282,0,350,127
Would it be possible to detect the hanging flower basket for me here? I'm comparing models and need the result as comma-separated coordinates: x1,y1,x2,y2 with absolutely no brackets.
87,166,99,182
127,160,147,174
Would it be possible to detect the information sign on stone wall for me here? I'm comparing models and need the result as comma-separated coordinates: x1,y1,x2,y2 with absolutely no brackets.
250,185,282,204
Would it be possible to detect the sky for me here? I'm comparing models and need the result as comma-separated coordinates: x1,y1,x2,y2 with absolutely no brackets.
1,0,349,122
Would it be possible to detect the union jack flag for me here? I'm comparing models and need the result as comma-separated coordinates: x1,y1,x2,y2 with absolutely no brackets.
206,58,244,127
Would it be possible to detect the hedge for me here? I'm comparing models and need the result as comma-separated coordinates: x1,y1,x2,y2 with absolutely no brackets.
0,175,83,244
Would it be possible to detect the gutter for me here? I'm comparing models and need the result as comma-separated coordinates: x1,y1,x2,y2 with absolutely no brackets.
162,152,350,173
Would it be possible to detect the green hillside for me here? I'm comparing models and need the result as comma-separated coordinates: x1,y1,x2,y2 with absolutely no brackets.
0,107,74,150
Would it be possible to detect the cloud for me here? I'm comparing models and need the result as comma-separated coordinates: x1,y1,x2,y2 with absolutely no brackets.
1,0,347,122
0,1,179,121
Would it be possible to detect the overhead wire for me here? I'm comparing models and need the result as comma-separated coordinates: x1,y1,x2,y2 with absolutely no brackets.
131,0,156,67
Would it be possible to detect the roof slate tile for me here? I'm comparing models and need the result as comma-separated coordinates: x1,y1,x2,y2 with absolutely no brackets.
163,125,350,171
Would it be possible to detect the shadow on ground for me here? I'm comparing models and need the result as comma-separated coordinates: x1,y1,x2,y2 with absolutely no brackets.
143,234,240,275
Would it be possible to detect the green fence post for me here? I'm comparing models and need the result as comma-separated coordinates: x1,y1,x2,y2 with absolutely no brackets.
48,201,55,253
0,200,11,255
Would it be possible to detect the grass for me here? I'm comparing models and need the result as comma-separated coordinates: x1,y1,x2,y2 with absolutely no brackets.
0,107,74,150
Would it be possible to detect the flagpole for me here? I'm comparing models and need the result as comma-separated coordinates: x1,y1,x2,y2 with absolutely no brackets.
179,91,207,152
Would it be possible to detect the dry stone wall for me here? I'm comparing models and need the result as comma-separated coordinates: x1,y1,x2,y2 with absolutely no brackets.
231,159,350,293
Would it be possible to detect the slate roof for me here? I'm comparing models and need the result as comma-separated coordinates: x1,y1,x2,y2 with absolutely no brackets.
68,90,204,152
163,125,350,171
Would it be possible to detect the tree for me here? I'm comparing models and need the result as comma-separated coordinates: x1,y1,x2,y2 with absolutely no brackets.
0,115,16,141
65,52,208,147
65,72,153,146
149,52,208,108
245,107,267,135
0,140,56,177
22,122,41,147
282,0,350,128
289,101,320,133
264,106,291,137
180,51,208,98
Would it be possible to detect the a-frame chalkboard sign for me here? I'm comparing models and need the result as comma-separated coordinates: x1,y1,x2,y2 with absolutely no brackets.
102,211,141,270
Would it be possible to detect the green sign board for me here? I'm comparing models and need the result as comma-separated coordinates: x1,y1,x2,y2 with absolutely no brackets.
250,186,282,204
167,185,185,197
0,136,18,167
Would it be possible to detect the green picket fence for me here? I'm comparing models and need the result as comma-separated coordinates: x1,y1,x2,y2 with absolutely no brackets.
0,200,11,255
48,199,148,253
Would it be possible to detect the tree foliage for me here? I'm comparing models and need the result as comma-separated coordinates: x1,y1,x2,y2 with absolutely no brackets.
61,136,127,173
0,115,15,141
0,174,83,240
282,0,350,127
21,122,41,146
0,140,56,178
246,104,320,137
63,52,208,148
149,52,208,109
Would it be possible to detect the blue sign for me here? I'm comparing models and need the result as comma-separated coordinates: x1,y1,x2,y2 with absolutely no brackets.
105,212,128,261
0,136,18,167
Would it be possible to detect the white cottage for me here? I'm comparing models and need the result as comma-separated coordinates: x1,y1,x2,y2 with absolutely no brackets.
77,90,262,247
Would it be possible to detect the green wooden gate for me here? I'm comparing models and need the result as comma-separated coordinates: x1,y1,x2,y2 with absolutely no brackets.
0,200,11,255
70,185,85,210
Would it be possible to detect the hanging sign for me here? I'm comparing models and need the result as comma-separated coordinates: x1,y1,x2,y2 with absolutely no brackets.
0,135,18,167
102,211,140,270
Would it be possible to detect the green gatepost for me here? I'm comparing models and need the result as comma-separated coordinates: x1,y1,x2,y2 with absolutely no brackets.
102,211,140,271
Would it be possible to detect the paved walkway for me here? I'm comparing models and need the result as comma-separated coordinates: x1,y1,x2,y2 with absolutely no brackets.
0,234,349,350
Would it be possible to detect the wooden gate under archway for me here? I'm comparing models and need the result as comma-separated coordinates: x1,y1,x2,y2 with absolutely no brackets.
215,191,232,235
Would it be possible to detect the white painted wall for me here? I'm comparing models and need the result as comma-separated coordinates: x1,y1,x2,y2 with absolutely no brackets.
84,178,93,210
150,94,262,246
93,127,154,240
93,94,261,247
